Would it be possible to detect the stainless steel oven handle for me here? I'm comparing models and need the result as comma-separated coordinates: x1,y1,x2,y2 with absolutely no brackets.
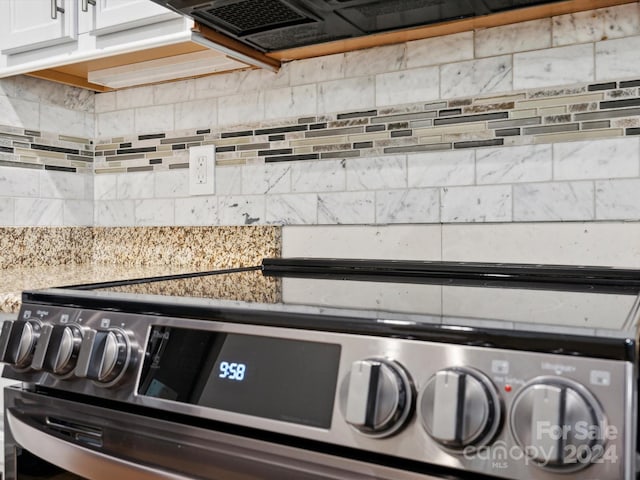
7,410,192,480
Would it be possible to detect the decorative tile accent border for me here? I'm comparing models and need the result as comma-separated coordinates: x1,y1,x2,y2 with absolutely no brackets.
0,125,93,173
93,79,640,174
2,77,639,176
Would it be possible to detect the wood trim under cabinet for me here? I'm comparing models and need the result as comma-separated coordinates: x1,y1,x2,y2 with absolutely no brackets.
27,70,113,92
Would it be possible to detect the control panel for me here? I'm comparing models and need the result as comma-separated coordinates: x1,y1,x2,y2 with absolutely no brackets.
0,302,634,480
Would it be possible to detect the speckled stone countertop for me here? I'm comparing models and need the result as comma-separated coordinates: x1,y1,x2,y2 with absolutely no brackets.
0,225,282,313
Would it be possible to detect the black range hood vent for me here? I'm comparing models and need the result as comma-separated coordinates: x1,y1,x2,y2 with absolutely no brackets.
203,0,317,36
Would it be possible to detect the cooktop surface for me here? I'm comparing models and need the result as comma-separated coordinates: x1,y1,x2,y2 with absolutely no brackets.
42,259,640,333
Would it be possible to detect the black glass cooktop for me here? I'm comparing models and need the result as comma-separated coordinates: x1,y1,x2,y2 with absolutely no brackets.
55,259,640,332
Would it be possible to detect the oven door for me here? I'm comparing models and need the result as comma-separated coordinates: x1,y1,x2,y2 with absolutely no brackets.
4,385,464,480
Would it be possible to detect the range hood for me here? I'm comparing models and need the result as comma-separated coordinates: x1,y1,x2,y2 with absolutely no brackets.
152,0,567,53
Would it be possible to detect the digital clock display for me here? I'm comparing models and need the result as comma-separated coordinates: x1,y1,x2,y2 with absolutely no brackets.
218,361,246,381
139,327,341,428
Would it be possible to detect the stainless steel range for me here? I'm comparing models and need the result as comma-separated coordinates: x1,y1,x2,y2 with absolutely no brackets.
1,259,639,480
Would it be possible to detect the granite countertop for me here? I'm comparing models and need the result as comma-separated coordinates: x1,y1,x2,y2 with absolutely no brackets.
0,264,214,313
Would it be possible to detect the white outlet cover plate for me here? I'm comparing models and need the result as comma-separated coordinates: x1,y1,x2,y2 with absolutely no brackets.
189,145,216,195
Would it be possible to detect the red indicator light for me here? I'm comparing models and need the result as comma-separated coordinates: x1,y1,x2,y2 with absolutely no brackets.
504,385,512,393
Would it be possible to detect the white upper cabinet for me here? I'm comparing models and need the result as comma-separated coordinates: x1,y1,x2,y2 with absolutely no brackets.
0,0,78,54
0,0,198,82
91,0,180,35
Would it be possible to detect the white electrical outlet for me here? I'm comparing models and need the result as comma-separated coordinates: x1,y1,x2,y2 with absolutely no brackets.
189,145,216,195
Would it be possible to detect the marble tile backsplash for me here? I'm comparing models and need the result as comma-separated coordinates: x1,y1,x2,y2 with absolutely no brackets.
1,3,640,229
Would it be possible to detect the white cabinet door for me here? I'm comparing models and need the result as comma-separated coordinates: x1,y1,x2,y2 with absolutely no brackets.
92,0,179,34
0,0,78,54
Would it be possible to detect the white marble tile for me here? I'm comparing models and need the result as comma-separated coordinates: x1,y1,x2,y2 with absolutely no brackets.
264,85,317,120
94,174,117,200
553,3,640,46
596,179,640,220
11,76,93,111
64,199,93,226
94,200,135,227
40,171,85,199
155,170,189,198
196,68,289,99
408,150,475,187
318,77,375,115
266,194,317,224
282,224,442,260
0,96,39,129
406,32,473,68
0,198,14,225
117,172,155,199
476,19,551,57
237,68,291,93
514,44,594,89
135,199,174,226
95,92,116,113
14,198,64,226
376,66,439,107
40,105,88,139
85,112,96,140
195,70,243,99
476,144,552,184
375,188,439,223
0,166,39,197
317,192,375,224
242,163,291,194
215,166,243,195
441,185,512,222
153,80,195,105
440,56,512,99
96,110,134,139
0,78,16,98
442,222,640,267
116,86,154,109
344,44,405,77
596,36,640,81
554,137,639,180
175,196,218,226
346,156,406,190
218,91,264,126
84,174,94,200
175,98,217,131
290,159,346,192
513,181,594,221
135,104,174,134
289,53,345,86
218,195,266,225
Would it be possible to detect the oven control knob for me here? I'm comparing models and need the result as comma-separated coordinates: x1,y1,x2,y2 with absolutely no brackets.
510,378,606,470
31,324,83,375
421,367,501,449
0,319,42,369
343,359,413,437
76,328,131,384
